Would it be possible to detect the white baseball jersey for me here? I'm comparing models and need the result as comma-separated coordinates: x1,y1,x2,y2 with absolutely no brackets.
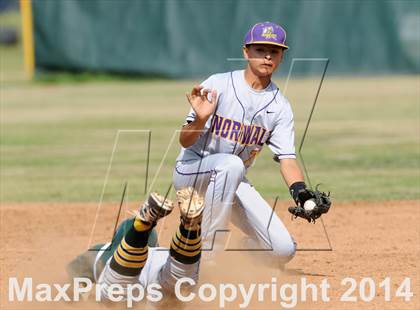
176,70,296,168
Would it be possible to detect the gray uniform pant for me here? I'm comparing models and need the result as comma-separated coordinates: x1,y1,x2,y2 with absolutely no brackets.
173,153,296,262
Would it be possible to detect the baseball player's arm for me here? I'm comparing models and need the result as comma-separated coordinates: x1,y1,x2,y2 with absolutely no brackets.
179,118,208,148
280,158,319,209
279,158,305,187
179,85,217,148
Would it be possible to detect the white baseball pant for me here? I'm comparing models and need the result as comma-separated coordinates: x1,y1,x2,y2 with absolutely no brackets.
172,153,296,262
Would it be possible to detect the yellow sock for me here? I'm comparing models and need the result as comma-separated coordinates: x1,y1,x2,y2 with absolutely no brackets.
133,217,152,232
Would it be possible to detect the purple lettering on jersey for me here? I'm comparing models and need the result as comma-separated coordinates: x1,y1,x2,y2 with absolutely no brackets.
242,125,254,145
249,127,261,145
210,114,269,146
230,121,242,142
210,114,223,135
257,128,267,145
237,124,244,141
221,119,232,138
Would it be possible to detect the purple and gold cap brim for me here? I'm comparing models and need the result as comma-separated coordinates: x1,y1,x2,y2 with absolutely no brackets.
245,41,289,49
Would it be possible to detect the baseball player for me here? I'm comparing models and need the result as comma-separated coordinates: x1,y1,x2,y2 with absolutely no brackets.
67,188,206,301
173,21,330,264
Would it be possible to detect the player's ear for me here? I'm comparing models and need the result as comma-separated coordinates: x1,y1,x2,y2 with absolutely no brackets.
280,48,286,63
243,46,249,60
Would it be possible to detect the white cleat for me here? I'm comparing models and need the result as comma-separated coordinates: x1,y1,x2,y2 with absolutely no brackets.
138,192,174,224
176,187,204,230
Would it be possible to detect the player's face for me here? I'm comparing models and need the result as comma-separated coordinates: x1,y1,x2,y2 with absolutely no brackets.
243,44,284,77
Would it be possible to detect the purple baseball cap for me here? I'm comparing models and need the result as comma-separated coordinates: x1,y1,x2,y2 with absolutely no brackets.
244,21,289,49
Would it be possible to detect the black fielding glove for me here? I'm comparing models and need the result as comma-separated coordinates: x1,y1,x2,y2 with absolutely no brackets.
289,181,311,206
288,182,332,223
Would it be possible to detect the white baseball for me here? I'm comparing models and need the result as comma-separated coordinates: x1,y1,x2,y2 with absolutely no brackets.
303,199,316,211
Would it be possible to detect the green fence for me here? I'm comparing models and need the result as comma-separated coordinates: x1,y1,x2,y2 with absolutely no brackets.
33,0,419,77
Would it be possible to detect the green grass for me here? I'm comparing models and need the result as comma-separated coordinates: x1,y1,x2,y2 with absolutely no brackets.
0,13,419,203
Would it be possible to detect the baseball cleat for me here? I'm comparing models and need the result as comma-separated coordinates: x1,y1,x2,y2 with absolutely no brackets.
137,192,174,224
176,187,204,230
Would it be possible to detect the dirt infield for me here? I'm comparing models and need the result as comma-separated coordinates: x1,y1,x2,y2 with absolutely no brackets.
1,200,418,309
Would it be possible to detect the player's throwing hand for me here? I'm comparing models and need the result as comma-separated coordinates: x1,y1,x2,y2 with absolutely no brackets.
186,85,217,123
